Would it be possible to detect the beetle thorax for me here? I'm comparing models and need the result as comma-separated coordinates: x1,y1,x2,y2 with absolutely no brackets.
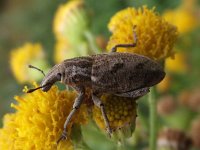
62,57,93,87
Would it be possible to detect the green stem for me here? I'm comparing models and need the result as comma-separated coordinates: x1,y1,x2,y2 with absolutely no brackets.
117,130,126,150
84,30,101,54
148,87,157,150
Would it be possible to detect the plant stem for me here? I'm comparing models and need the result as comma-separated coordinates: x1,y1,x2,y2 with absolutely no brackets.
148,87,157,150
117,132,126,150
84,30,101,54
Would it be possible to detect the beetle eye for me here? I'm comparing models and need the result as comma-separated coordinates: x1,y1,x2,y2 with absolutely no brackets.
57,73,62,80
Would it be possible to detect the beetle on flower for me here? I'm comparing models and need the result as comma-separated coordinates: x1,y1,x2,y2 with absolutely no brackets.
27,32,165,144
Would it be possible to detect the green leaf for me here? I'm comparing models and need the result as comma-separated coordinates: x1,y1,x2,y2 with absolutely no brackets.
81,121,117,150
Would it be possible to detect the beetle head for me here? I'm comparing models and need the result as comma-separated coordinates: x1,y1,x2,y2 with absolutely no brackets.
27,64,62,93
40,64,62,92
40,72,61,92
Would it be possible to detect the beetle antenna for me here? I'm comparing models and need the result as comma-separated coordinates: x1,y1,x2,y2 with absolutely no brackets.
28,65,45,76
111,25,137,52
26,83,49,93
27,86,43,93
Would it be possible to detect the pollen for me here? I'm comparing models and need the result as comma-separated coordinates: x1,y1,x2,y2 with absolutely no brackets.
0,83,88,149
93,94,137,131
107,6,178,61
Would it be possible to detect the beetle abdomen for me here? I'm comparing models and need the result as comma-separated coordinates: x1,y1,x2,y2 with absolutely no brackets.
91,52,165,93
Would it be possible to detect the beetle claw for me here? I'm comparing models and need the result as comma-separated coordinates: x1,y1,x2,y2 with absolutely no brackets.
57,131,67,145
106,127,112,138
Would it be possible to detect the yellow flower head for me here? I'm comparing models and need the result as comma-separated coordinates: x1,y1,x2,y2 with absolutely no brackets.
10,43,49,83
165,52,188,73
54,38,76,63
53,0,94,62
0,114,17,149
54,38,89,63
0,83,88,149
163,0,199,34
53,0,88,44
107,6,178,60
93,94,137,131
156,74,171,93
163,9,198,34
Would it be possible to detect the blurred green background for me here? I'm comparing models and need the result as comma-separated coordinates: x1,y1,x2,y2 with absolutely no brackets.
1,0,200,149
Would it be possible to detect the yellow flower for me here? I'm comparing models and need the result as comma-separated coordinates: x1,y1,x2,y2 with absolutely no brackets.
54,38,89,63
156,74,171,93
0,84,88,150
163,10,198,34
53,0,88,44
93,94,137,131
107,6,178,60
163,0,199,34
0,114,17,150
165,52,188,73
10,43,49,83
157,52,187,92
54,38,76,63
53,0,98,62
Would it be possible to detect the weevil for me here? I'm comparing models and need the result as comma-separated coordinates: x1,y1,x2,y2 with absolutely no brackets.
27,31,165,144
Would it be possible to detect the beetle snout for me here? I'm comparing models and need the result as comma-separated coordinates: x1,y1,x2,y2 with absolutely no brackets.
41,83,52,92
40,78,54,92
40,73,61,92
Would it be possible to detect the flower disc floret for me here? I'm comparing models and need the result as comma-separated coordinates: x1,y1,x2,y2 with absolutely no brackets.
93,94,137,130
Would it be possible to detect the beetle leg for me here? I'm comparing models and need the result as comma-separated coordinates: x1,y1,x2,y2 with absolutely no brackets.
57,87,85,144
66,85,69,91
92,93,112,136
115,87,150,99
66,85,73,91
111,26,137,52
